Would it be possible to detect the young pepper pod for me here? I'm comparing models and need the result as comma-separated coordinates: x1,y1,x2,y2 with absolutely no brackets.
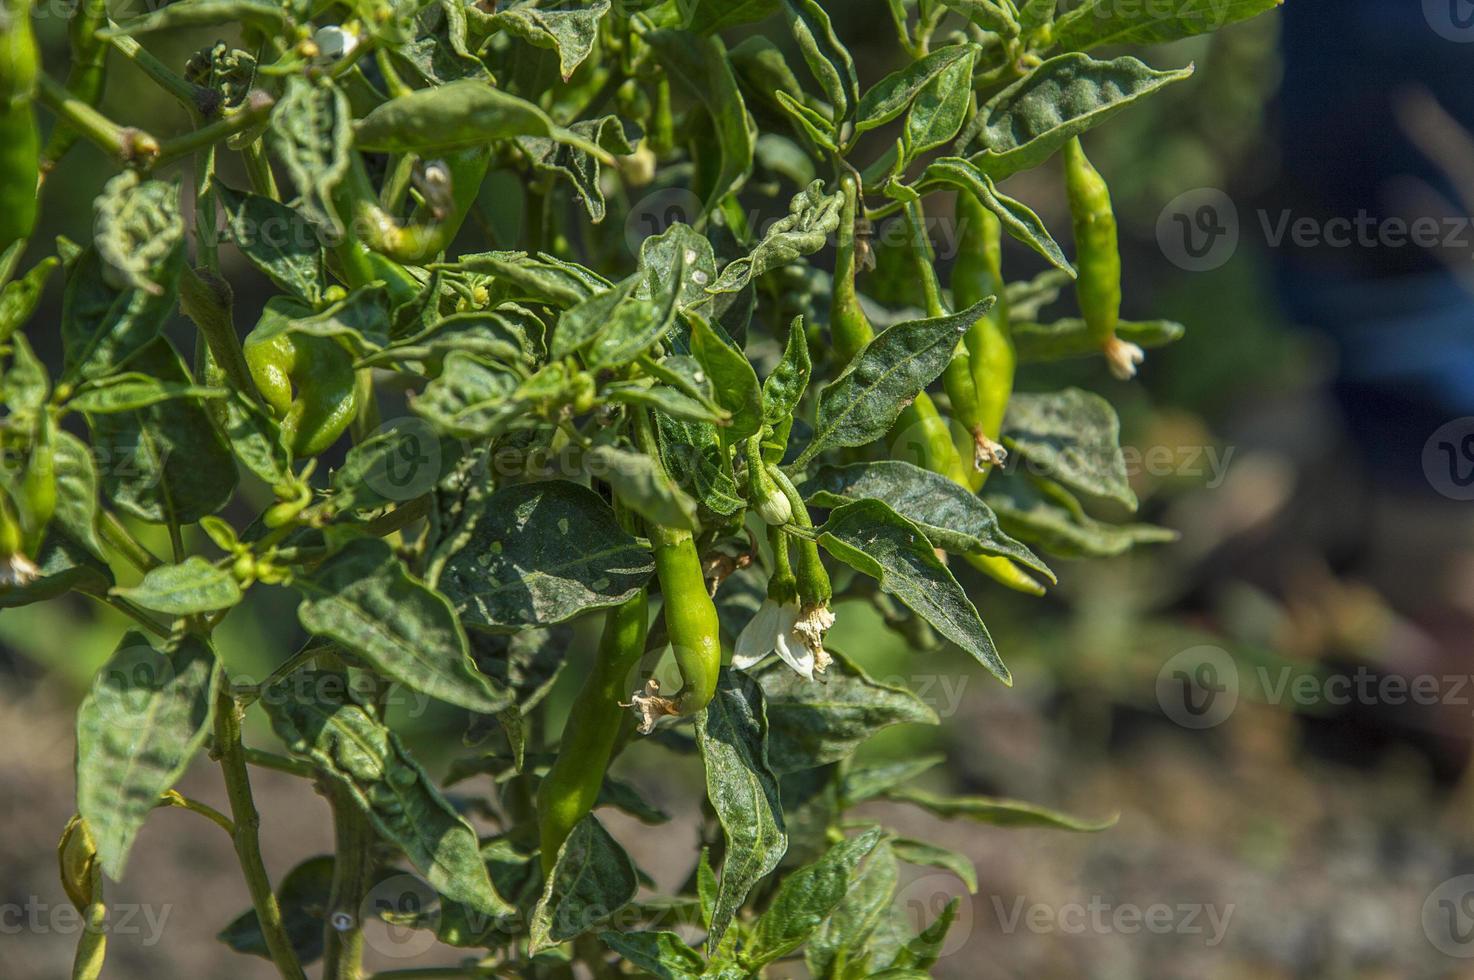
0,0,40,253
1063,137,1140,380
40,0,108,174
627,525,722,733
950,191,1014,483
243,328,359,458
537,588,649,873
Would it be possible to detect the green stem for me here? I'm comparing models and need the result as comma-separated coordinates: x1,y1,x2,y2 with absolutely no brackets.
242,747,315,778
153,92,276,170
322,785,369,980
242,139,279,200
98,595,170,637
98,510,162,571
768,467,831,607
36,74,158,164
213,683,308,980
106,28,209,111
158,790,235,836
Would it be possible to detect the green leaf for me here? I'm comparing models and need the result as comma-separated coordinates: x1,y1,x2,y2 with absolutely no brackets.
686,0,781,34
492,0,610,79
61,245,182,384
584,445,699,532
88,338,237,525
1002,388,1136,508
354,79,609,158
112,557,243,615
599,930,705,979
795,301,993,466
645,30,755,217
955,53,1193,179
294,538,511,713
1019,0,1058,35
0,527,112,607
903,47,979,161
710,181,842,294
757,650,938,774
93,172,185,297
262,671,514,917
529,814,638,952
783,0,859,122
687,311,763,445
774,90,841,153
217,184,326,305
439,480,655,628
802,460,1052,580
1012,317,1185,362
1053,0,1282,52
447,251,609,308
748,827,888,966
219,391,293,487
517,113,638,223
50,429,104,558
941,0,1019,33
922,158,1074,274
761,315,811,463
806,841,899,978
888,786,1117,830
0,255,58,343
411,352,525,439
270,76,352,237
982,472,1176,558
840,755,945,806
857,45,976,134
886,896,959,972
68,373,227,414
330,425,458,513
75,633,220,878
696,668,787,952
586,253,685,369
890,838,978,892
817,500,1009,683
217,855,336,965
102,0,289,35
655,414,746,518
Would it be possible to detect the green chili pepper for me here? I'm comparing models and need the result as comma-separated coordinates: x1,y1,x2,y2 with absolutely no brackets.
537,588,648,873
627,524,721,733
243,328,359,458
950,190,1014,485
0,0,40,253
347,149,491,265
830,175,875,366
1063,137,1140,380
40,0,108,174
20,415,55,554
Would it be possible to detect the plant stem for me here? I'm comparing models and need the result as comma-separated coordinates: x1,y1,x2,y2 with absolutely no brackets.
213,683,308,980
158,789,235,836
98,511,162,571
322,785,369,980
35,74,158,165
106,27,210,111
242,747,315,778
96,595,171,637
242,139,280,200
154,92,276,170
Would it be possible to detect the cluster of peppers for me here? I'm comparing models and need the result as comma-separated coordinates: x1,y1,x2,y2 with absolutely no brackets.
0,3,1135,883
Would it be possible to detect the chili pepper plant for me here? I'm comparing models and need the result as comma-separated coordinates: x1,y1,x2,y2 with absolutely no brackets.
5,0,1281,976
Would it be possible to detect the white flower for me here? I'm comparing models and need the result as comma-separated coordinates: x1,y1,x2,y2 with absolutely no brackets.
0,552,39,588
1104,337,1145,380
733,598,814,680
794,604,835,676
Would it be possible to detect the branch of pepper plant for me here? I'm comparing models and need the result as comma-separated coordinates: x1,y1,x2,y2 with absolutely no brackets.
212,679,309,980
34,74,159,166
